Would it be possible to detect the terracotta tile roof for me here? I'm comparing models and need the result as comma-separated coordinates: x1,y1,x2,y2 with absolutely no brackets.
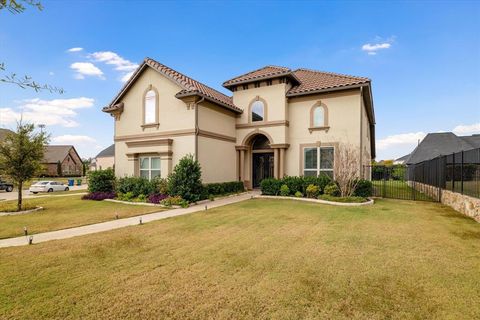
287,68,370,96
223,65,293,87
103,58,241,114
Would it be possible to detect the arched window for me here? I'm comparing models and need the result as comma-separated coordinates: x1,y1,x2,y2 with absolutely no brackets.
251,100,265,122
144,89,157,124
313,106,325,127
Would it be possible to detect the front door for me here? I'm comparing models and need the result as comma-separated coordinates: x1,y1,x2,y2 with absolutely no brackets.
252,152,274,188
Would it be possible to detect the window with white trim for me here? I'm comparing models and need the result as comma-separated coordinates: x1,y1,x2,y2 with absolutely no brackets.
303,147,334,178
313,106,325,127
144,89,156,124
139,156,161,180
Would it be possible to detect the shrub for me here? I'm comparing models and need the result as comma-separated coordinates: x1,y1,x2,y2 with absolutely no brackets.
118,191,135,201
148,193,169,204
88,169,115,193
161,195,184,207
306,184,320,198
82,191,116,201
260,178,282,195
295,191,303,197
280,184,290,196
152,176,169,194
137,194,147,202
168,154,203,203
282,176,304,195
117,176,156,198
203,181,245,196
302,175,331,194
324,183,340,197
353,179,373,197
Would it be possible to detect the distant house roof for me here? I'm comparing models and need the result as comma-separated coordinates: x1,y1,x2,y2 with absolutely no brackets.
394,154,411,163
0,128,14,141
406,133,480,164
43,145,81,164
96,144,114,158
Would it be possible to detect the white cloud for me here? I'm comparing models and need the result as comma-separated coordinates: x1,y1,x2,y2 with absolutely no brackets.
48,71,54,76
361,36,394,55
452,123,480,135
67,47,83,52
89,51,138,82
70,62,104,80
0,97,95,128
377,132,426,151
52,135,97,144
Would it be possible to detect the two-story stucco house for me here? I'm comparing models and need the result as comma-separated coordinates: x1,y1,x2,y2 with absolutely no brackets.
103,58,375,188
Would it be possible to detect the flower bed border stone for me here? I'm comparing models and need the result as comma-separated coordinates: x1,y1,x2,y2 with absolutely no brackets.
255,195,374,206
0,206,44,216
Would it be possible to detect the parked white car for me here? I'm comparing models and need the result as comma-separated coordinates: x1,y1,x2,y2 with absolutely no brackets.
29,181,70,194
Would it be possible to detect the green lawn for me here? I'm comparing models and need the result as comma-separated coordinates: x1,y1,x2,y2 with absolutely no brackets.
0,196,163,239
0,198,479,319
372,180,433,201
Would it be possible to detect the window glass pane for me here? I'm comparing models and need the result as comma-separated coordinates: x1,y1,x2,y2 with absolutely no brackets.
313,106,324,127
140,157,149,169
251,101,264,122
304,170,317,177
145,90,156,124
151,157,160,169
151,170,161,179
320,147,334,169
140,170,149,179
304,148,317,169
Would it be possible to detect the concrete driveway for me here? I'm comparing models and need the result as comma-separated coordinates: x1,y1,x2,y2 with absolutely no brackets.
0,185,88,201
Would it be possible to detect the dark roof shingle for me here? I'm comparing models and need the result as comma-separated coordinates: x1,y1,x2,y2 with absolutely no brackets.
223,66,293,87
287,68,370,96
96,144,115,158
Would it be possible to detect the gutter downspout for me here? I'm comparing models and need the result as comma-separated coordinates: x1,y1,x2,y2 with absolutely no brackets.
359,87,364,178
194,97,205,161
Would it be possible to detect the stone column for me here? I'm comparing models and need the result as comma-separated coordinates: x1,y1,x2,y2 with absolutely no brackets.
240,149,245,182
279,148,285,178
273,148,279,179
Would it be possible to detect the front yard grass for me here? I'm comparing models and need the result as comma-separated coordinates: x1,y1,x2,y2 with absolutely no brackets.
0,198,479,319
0,195,163,239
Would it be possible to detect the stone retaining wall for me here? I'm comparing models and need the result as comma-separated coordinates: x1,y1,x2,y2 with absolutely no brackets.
411,181,480,222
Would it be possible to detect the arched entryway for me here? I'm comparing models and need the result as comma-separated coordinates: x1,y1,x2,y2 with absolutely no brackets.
250,135,274,188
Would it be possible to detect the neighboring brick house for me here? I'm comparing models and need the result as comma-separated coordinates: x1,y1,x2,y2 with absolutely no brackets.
42,145,83,176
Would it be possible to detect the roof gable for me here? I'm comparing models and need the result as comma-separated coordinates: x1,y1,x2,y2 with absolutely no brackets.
43,145,80,163
222,65,294,87
96,144,115,158
103,58,241,114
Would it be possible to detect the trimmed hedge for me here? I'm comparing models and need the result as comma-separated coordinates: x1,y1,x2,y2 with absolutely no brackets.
203,181,245,196
260,175,331,196
88,169,115,193
116,176,156,198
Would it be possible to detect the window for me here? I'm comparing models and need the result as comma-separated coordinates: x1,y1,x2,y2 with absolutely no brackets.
144,89,156,124
313,106,325,127
303,147,334,178
251,100,265,122
139,156,161,180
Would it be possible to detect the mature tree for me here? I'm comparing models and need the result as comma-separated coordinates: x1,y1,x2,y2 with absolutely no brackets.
0,1,64,93
334,144,362,197
0,122,49,211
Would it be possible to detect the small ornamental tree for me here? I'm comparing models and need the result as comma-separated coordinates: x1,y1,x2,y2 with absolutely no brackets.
0,122,49,211
334,144,361,197
168,154,203,203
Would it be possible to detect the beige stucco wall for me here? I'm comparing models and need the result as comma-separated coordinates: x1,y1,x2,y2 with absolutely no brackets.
286,90,363,177
95,156,114,170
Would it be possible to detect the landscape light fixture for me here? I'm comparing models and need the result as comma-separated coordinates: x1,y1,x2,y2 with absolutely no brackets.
24,226,28,236
28,236,33,245
139,217,143,225
205,205,207,211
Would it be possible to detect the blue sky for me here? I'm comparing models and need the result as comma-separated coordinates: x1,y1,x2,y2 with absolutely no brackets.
0,0,479,159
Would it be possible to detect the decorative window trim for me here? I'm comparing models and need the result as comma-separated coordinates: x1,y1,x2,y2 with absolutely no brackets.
248,96,268,123
299,142,338,179
142,84,160,128
309,101,329,133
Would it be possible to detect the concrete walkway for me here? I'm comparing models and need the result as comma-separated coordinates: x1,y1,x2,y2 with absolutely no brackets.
0,192,256,248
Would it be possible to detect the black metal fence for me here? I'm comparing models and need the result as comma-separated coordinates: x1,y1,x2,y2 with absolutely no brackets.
365,147,480,201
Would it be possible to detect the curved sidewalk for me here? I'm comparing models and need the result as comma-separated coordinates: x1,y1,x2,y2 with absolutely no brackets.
0,192,255,248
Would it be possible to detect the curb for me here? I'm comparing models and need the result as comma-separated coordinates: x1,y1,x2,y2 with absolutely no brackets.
255,195,374,206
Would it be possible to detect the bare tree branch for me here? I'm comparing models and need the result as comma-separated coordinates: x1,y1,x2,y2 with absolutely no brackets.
0,63,64,94
334,144,361,197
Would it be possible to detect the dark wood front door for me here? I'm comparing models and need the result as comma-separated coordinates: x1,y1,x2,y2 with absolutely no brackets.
252,152,274,188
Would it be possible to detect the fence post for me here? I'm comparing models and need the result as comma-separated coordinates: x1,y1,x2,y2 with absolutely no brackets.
382,167,386,198
452,152,455,192
461,151,464,195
